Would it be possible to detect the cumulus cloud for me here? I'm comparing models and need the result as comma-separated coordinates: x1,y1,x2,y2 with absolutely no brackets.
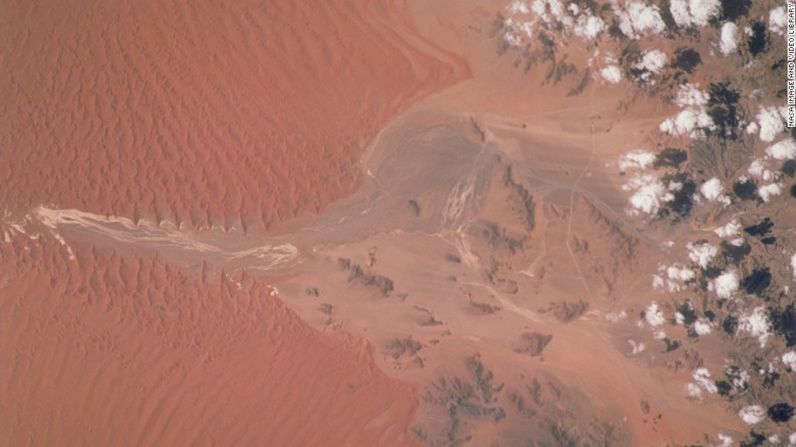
709,270,739,299
748,159,777,182
660,108,715,138
575,14,606,40
738,306,772,348
699,177,724,201
766,138,796,160
719,22,738,55
645,301,665,326
739,405,766,425
628,339,646,354
669,0,721,27
687,241,718,268
674,83,709,107
783,351,796,371
770,6,788,36
653,263,696,292
792,253,796,278
714,219,741,239
694,319,712,335
619,150,656,171
758,182,782,202
693,367,718,394
623,173,674,215
600,65,623,84
633,49,667,79
757,106,786,142
614,0,666,39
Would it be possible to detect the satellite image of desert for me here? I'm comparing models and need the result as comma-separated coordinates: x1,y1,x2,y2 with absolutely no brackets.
3,0,796,445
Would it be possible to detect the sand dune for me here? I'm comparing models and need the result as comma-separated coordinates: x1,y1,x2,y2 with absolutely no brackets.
1,0,468,232
0,232,419,446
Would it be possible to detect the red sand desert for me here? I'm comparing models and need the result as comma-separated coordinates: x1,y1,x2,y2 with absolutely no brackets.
3,0,796,446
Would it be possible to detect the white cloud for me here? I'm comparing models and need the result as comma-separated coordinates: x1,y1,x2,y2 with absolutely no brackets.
738,306,772,348
575,14,606,40
748,158,777,182
757,106,786,142
694,319,712,335
600,65,623,84
687,241,718,268
739,405,766,425
623,174,674,215
782,351,796,370
693,367,718,393
699,177,723,200
654,263,696,292
766,138,796,160
719,22,738,55
717,434,733,447
669,0,721,27
614,0,666,39
709,270,739,299
675,83,709,107
508,0,530,14
619,150,656,171
628,340,646,354
660,108,715,138
791,253,796,278
645,301,666,326
634,49,668,77
714,219,741,238
770,6,788,36
758,182,782,202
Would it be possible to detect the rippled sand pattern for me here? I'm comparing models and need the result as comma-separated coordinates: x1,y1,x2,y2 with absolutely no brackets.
1,0,466,230
0,233,419,446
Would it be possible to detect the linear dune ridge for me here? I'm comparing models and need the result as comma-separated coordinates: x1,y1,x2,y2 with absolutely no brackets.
0,0,471,445
0,233,419,446
0,0,468,231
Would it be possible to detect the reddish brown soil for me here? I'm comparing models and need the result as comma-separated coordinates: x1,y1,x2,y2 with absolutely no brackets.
0,0,468,231
0,233,420,446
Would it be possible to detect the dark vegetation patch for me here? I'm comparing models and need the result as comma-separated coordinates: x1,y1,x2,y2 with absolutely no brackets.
385,337,423,360
417,355,505,445
721,240,750,264
742,268,771,295
761,236,777,245
547,300,589,323
705,310,716,321
445,252,462,263
654,148,687,168
733,178,758,200
707,81,741,140
768,403,795,423
748,22,767,56
770,304,796,346
720,0,750,21
514,332,553,357
408,199,421,217
744,218,773,237
468,299,502,315
791,183,796,197
337,258,394,296
663,338,681,352
674,47,701,73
